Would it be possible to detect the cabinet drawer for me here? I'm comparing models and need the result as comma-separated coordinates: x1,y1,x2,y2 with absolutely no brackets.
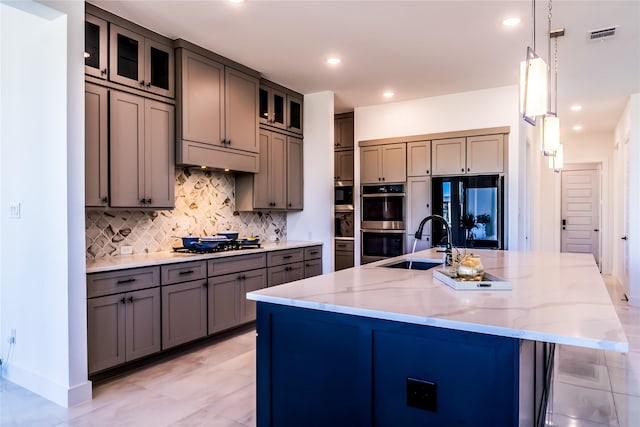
87,266,160,298
304,246,322,260
208,253,266,277
161,261,207,285
268,248,304,267
335,240,354,252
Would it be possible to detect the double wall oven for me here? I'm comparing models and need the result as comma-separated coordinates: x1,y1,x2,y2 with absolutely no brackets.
361,184,405,264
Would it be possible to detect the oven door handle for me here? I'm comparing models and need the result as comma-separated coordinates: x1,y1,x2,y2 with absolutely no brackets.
361,193,406,198
361,229,406,234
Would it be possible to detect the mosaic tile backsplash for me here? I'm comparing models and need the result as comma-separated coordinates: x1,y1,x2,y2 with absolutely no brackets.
86,168,287,259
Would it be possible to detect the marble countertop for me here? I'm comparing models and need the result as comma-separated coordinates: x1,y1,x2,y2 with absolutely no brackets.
86,240,323,273
247,248,628,352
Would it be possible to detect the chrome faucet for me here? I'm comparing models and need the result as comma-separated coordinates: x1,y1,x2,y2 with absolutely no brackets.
414,214,453,266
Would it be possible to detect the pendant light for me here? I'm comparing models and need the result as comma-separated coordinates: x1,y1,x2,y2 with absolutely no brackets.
520,0,547,123
541,0,564,157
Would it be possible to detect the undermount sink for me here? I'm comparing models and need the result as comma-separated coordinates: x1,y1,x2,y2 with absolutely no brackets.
380,259,443,270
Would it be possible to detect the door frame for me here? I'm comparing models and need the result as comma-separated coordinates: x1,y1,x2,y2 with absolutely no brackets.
560,162,602,270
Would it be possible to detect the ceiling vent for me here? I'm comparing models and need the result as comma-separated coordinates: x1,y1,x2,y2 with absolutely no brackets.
588,26,617,41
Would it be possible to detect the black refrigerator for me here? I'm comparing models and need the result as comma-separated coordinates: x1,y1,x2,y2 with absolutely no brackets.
431,175,504,249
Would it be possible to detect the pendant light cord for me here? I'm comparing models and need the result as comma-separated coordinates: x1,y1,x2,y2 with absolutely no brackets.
547,0,553,114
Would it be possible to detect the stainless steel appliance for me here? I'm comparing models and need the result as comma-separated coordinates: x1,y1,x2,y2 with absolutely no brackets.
335,183,354,211
361,229,405,264
361,184,405,230
335,211,354,238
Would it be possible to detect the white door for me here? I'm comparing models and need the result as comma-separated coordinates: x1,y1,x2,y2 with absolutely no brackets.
561,166,601,268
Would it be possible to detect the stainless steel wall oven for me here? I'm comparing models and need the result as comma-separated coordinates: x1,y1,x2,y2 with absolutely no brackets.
361,184,406,263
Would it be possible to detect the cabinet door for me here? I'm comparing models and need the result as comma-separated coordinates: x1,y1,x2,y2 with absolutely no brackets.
466,134,504,174
335,249,354,271
287,136,303,210
225,67,259,153
335,150,354,181
304,259,322,278
84,14,108,79
259,86,285,129
87,294,126,374
110,90,145,207
267,265,288,287
144,100,175,208
145,38,174,98
287,93,303,134
286,262,305,283
432,137,466,176
125,287,161,362
360,146,382,184
406,176,431,245
381,143,407,183
162,280,208,349
407,140,431,177
253,131,272,209
208,273,240,334
178,49,225,146
270,132,287,209
85,83,109,207
110,24,145,90
240,268,267,323
335,116,354,148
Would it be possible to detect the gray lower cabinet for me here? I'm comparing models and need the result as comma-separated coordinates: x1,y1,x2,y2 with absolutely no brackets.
87,286,161,374
161,280,208,350
335,240,355,271
267,262,304,287
304,245,323,278
207,253,267,334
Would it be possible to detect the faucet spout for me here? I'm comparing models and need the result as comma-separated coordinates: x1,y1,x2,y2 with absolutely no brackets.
414,214,453,266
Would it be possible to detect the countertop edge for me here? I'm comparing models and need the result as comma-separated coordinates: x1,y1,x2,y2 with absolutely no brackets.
86,240,323,273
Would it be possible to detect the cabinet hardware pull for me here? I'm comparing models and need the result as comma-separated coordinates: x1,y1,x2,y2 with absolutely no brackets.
594,229,600,232
310,251,318,254
179,270,195,275
283,255,293,259
622,236,628,240
237,275,242,281
382,177,385,181
139,80,145,87
203,282,208,288
221,139,226,145
146,82,151,88
426,170,430,174
146,198,152,204
117,278,136,284
120,297,126,304
101,68,107,75
288,203,292,207
101,197,108,203
140,198,146,204
306,264,310,267
461,168,464,172
128,296,133,303
467,168,470,172
227,140,231,145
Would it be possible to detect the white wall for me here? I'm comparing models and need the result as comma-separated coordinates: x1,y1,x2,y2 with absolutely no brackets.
0,0,90,407
287,91,335,273
614,93,640,305
353,85,523,260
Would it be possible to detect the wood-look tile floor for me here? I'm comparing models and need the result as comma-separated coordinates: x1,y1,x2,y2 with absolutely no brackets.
1,276,639,426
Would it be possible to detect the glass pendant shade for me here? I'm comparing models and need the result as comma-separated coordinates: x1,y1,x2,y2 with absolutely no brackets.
519,50,548,119
542,114,560,155
548,144,564,171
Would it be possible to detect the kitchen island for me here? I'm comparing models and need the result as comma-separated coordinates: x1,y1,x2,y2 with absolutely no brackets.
247,248,627,427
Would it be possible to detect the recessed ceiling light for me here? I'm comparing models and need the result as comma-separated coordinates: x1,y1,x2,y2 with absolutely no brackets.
327,58,341,65
383,92,394,98
570,105,583,112
573,125,583,131
228,0,244,3
503,17,521,26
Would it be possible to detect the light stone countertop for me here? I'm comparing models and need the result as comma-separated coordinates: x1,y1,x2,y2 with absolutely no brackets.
86,240,323,274
247,248,629,352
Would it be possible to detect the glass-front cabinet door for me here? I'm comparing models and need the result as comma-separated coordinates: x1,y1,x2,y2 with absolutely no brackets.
85,14,108,79
259,86,285,129
109,24,174,98
287,94,303,134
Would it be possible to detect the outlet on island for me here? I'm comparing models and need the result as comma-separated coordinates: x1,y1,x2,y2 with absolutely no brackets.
406,377,437,412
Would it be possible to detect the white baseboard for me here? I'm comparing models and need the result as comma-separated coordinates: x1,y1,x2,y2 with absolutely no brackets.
3,363,92,407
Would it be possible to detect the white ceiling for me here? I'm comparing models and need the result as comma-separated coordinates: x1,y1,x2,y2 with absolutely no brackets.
89,0,640,141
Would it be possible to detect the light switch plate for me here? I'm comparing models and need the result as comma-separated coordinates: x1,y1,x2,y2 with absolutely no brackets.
9,203,21,219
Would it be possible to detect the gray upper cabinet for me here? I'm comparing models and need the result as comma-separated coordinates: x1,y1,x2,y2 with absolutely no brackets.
334,114,354,149
432,137,466,175
85,83,109,207
360,143,406,184
335,150,354,181
84,14,108,79
406,176,432,248
236,129,303,211
109,24,174,98
110,90,175,208
466,134,504,174
407,140,431,177
432,135,504,176
176,47,260,173
259,80,304,135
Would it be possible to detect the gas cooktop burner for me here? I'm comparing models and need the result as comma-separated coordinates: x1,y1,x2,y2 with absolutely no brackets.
173,240,261,254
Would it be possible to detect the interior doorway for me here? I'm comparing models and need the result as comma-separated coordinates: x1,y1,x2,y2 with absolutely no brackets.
560,163,601,269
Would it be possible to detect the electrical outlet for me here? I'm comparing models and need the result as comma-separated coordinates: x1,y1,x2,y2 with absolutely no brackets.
120,246,133,255
9,329,16,345
407,377,437,412
9,202,21,219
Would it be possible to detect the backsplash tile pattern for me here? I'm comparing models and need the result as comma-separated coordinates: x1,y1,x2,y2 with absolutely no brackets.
86,168,287,259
